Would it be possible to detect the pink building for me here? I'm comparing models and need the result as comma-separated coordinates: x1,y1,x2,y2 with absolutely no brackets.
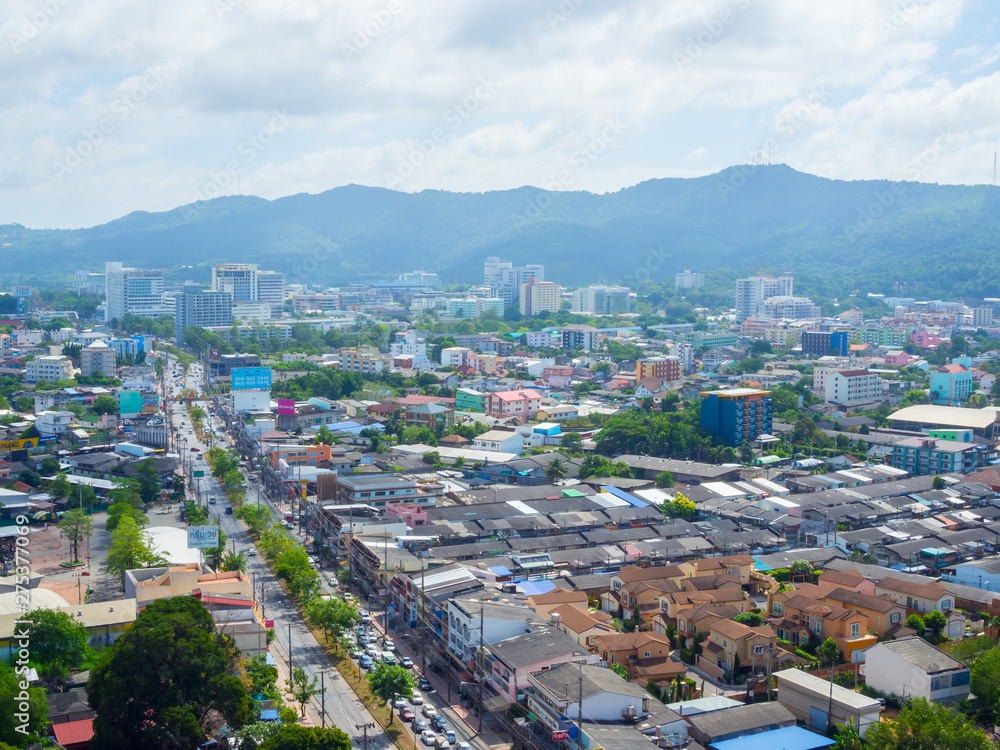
911,330,943,349
486,389,542,418
884,350,910,367
543,366,574,388
383,503,427,528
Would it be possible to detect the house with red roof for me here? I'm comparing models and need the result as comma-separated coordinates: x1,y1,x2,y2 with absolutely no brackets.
485,389,542,419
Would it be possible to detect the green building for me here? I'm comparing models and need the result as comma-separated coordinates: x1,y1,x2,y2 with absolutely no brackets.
678,331,738,349
455,387,487,412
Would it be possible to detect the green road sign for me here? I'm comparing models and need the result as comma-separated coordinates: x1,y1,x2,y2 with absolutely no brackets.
193,470,205,477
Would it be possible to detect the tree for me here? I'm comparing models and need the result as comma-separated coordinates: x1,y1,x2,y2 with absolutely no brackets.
0,663,47,744
257,725,352,750
305,597,357,643
108,476,144,509
58,508,93,563
22,609,89,674
790,559,814,579
662,492,697,518
367,664,415,725
543,457,567,485
905,613,925,632
733,612,762,627
88,597,252,749
817,637,840,667
655,471,674,488
560,432,582,451
932,475,947,490
40,457,60,475
923,609,947,639
15,395,33,413
46,471,72,500
863,697,990,750
737,440,754,465
105,516,166,583
833,719,863,750
610,662,630,680
970,646,1000,708
89,395,119,415
288,667,320,717
133,459,162,504
105,501,147,531
314,425,336,445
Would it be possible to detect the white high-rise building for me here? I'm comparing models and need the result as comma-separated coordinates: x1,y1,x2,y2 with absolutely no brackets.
484,257,544,308
212,263,258,302
175,286,233,343
104,262,170,322
572,285,631,315
734,275,794,321
257,270,285,315
674,269,705,291
973,306,994,328
519,278,561,316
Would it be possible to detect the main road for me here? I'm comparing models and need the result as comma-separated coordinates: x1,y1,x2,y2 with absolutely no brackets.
164,357,393,747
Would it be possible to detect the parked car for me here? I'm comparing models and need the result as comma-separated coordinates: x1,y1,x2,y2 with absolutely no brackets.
417,677,433,692
247,548,256,556
384,641,395,652
382,653,396,667
400,707,415,722
401,656,414,669
285,522,294,530
455,743,472,750
420,730,437,747
208,497,217,505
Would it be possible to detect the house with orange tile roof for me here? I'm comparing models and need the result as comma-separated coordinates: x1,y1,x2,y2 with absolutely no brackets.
590,631,686,686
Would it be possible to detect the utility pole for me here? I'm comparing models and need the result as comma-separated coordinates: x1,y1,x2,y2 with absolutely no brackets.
320,670,327,729
420,560,426,674
577,662,584,741
288,623,293,677
478,600,485,735
355,722,375,750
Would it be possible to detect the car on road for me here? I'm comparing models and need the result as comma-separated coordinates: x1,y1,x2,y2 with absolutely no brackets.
432,715,447,731
285,522,294,530
384,641,395,652
411,718,428,733
359,610,371,624
247,548,256,556
351,648,364,660
359,655,373,669
393,697,408,709
455,743,471,750
410,691,424,705
434,738,450,750
190,447,199,452
382,653,396,667
208,498,216,505
420,730,437,747
417,677,433,692
225,507,233,515
366,645,378,657
400,656,413,669
421,705,437,719
444,729,457,744
400,707,415,722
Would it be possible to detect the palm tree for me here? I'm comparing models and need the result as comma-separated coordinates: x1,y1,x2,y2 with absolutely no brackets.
543,458,567,485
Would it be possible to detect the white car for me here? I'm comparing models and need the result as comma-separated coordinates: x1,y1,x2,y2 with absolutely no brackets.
393,697,408,709
410,691,424,706
420,730,437,747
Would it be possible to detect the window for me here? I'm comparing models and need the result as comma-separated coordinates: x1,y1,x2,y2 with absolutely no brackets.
953,672,970,686
814,620,822,634
941,600,951,610
772,602,782,615
644,651,651,658
722,639,728,648
851,623,860,637
891,613,900,623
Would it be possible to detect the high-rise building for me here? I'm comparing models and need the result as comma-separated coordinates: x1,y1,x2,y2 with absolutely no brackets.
801,331,850,357
519,278,561,316
175,286,233,343
74,270,106,296
636,357,681,383
397,271,441,289
104,262,170,322
257,270,285,314
973,306,994,328
734,275,794,321
674,269,705,291
700,388,773,446
572,285,631,315
212,263,258,302
80,340,116,378
484,257,544,308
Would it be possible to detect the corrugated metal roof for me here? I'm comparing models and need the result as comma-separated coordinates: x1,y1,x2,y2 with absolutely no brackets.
711,726,834,750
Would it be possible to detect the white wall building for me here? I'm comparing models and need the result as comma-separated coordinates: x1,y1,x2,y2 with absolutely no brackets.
519,279,562,316
447,598,539,663
390,330,428,362
864,637,970,705
735,275,794,321
104,262,170,322
675,269,705,291
825,369,884,406
762,296,821,320
472,430,524,454
36,411,75,437
212,263,258,302
80,340,116,377
572,285,631,315
26,355,74,383
440,347,472,367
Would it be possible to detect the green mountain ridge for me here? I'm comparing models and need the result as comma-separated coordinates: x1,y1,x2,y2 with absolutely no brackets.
5,164,1000,297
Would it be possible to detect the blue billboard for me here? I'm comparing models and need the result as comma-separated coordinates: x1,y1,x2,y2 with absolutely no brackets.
231,366,272,390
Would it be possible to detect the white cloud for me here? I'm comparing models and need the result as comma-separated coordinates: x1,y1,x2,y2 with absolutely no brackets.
0,0,994,228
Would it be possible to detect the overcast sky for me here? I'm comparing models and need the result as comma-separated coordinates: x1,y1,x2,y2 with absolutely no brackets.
2,0,998,229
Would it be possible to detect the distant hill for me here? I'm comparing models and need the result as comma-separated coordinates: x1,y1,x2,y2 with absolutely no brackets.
7,164,1000,297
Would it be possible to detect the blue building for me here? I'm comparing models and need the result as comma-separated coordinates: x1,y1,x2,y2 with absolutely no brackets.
801,330,849,357
700,388,773,447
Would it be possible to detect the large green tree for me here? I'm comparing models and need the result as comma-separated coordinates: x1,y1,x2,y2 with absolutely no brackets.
104,516,166,582
863,697,990,750
57,508,93,563
21,609,89,674
105,501,148,532
257,725,351,750
133,459,162,503
367,664,415,725
0,663,47,744
288,667,320,717
88,597,252,749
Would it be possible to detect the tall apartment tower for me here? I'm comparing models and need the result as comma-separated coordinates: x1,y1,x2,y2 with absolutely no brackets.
212,263,258,302
484,257,544,308
734,274,794,321
257,271,286,314
175,286,233,344
104,262,169,322
573,285,631,315
519,278,562,316
674,269,705,291
973,306,994,328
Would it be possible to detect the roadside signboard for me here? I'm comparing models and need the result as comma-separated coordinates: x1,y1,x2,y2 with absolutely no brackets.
187,526,219,549
231,367,272,390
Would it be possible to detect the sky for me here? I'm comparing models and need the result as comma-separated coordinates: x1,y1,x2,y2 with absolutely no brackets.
2,0,999,229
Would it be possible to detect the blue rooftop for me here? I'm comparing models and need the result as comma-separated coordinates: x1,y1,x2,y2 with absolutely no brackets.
710,726,835,750
599,485,649,507
515,579,556,597
488,566,512,577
